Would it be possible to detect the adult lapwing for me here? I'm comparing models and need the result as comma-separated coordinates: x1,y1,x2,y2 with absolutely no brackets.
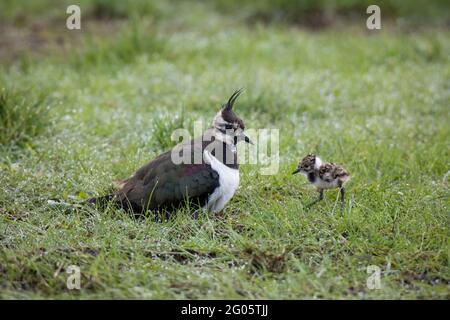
292,154,350,210
89,89,252,216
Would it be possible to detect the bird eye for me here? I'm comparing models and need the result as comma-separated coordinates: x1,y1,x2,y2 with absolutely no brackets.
224,124,234,130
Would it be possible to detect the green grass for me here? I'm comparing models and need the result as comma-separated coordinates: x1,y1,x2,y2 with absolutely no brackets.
0,1,449,299
0,84,51,148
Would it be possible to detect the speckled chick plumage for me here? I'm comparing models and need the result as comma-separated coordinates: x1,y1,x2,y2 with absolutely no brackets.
293,154,350,189
293,154,350,210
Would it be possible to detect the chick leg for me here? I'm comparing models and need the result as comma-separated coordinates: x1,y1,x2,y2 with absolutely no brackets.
339,187,346,213
306,189,324,208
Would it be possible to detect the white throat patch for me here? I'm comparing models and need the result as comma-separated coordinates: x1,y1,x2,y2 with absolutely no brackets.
213,128,235,146
212,110,235,146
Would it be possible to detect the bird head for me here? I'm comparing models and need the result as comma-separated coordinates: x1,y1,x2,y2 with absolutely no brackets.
292,154,322,175
212,89,253,145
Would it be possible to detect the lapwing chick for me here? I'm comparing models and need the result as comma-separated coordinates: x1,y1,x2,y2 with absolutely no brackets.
292,154,350,211
88,89,253,217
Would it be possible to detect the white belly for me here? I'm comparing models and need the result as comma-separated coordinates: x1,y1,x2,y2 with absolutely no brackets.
203,150,240,213
312,178,339,189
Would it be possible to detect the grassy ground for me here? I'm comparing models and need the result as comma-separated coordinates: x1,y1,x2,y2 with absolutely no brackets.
0,1,449,299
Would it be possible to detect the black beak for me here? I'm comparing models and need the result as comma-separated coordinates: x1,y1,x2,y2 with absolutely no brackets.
292,168,300,175
244,134,254,145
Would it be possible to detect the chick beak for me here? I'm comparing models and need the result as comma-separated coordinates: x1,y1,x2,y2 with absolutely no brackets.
292,168,300,175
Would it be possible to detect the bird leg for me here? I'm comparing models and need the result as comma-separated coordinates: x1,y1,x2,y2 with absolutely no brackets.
306,189,324,208
192,209,200,220
339,187,346,213
192,206,208,219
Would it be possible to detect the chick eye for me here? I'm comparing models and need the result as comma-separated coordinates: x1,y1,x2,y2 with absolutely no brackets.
224,124,234,130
